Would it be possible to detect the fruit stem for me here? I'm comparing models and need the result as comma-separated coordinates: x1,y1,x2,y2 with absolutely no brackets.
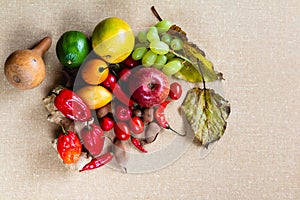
60,123,68,135
151,6,163,21
167,126,186,136
98,65,116,73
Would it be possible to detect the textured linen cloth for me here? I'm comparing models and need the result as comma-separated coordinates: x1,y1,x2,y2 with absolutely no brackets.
0,0,299,199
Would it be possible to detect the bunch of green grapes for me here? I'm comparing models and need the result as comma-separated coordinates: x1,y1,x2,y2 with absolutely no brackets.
132,20,185,76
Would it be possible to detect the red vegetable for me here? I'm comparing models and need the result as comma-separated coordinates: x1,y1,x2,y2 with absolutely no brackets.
54,89,91,122
113,83,136,108
114,122,131,140
57,127,82,164
79,152,113,172
131,137,147,153
80,123,105,156
154,100,186,136
129,116,144,134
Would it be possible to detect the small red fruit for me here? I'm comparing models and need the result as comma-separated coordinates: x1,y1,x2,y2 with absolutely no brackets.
169,82,182,100
102,73,117,90
119,68,131,82
115,104,132,121
100,116,114,131
114,122,130,140
129,67,170,108
129,116,144,134
124,56,139,68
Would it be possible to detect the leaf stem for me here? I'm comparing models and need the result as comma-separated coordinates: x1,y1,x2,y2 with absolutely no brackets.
170,49,204,85
151,6,163,21
169,50,193,64
197,58,206,89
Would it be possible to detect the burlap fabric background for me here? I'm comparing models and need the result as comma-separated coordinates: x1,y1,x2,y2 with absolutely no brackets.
0,0,299,199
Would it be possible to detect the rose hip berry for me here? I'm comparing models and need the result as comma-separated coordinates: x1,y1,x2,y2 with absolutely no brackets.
114,122,130,140
124,56,139,68
129,116,144,134
169,82,182,100
115,105,132,121
100,116,115,131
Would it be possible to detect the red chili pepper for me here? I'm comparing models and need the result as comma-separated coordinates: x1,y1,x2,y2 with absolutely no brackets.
79,152,113,172
54,89,91,122
80,123,105,156
154,100,186,136
131,137,148,153
154,100,171,129
113,83,136,108
57,127,82,164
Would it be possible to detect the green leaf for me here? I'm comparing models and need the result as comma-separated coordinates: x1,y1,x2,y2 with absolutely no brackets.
174,60,202,82
167,26,222,83
181,87,230,146
172,42,222,83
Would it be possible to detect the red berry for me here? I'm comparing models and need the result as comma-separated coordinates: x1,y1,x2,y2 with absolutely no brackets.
102,73,117,90
115,105,132,121
169,82,182,100
129,116,144,134
114,122,130,140
100,117,114,131
124,56,139,68
119,68,131,82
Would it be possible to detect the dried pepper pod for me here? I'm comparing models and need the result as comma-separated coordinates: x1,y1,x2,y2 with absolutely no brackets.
79,152,113,172
131,137,148,153
154,100,186,136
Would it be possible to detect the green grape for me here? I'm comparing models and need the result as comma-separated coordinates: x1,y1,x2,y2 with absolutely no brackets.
166,52,175,60
137,31,147,43
155,19,173,33
170,38,183,50
142,50,157,67
150,40,169,55
162,60,183,76
153,55,167,69
132,47,147,60
134,42,149,49
147,26,160,42
161,33,172,45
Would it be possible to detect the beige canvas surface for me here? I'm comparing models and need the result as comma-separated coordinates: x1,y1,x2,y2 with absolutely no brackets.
0,0,299,199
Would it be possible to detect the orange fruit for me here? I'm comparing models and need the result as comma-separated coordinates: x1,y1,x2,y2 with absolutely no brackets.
81,58,109,85
91,17,135,64
76,85,112,110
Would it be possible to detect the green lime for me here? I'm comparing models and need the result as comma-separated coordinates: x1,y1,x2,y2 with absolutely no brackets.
56,31,91,68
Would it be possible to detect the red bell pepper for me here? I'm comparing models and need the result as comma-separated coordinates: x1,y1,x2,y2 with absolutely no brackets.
54,89,91,122
80,123,105,156
57,127,82,164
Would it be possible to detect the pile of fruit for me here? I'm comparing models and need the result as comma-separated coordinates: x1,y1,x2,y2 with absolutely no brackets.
4,7,230,173
43,15,191,172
